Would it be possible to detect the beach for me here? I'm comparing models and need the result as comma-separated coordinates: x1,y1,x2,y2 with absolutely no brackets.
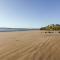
0,31,60,60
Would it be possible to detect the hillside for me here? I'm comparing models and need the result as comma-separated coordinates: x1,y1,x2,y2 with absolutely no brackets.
40,24,60,30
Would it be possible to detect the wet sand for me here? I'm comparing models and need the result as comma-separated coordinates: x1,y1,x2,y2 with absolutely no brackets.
0,31,60,60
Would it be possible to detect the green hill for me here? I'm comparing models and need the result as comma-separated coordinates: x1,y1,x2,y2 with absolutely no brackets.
40,24,60,30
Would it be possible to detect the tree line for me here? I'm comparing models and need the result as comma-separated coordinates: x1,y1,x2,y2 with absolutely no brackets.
40,24,60,30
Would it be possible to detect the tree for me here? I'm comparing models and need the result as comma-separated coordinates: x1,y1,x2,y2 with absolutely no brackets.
40,24,60,30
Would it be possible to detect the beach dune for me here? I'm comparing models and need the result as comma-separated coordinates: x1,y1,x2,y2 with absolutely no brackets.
0,31,60,60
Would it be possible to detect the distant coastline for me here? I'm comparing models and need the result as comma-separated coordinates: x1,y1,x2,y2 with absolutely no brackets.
0,28,40,32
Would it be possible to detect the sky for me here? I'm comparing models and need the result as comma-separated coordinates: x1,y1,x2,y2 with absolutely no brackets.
0,0,60,28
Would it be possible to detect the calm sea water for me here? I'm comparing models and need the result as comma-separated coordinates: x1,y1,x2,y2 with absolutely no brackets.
0,28,39,32
0,30,33,32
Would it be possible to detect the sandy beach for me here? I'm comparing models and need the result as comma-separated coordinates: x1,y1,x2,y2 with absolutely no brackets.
0,31,60,60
